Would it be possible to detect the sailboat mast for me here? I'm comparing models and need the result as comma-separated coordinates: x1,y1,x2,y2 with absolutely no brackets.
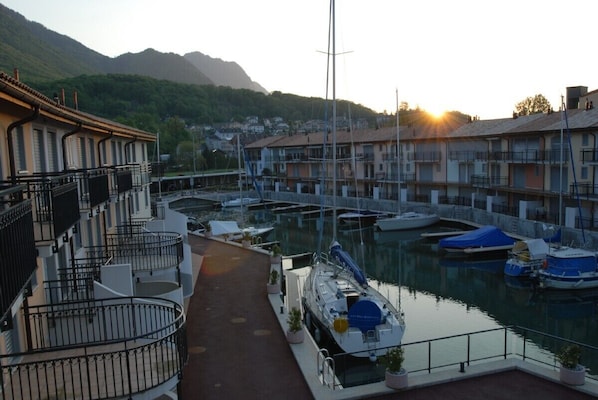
332,0,337,239
396,89,401,215
237,133,244,227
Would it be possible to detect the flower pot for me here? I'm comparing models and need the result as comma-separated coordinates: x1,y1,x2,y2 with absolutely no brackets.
242,239,251,248
267,282,280,294
270,255,282,264
559,365,585,385
385,368,408,389
286,329,304,344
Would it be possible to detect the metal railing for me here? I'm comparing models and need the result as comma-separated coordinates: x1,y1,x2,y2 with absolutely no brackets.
2,297,187,400
330,325,598,388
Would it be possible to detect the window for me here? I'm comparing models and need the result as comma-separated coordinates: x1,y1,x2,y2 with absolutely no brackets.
581,166,588,180
582,134,589,147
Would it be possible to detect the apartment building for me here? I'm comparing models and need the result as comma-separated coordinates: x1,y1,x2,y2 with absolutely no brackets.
0,71,189,399
246,92,598,231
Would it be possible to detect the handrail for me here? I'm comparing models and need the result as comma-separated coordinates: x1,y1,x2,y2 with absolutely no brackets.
332,325,598,388
0,297,187,400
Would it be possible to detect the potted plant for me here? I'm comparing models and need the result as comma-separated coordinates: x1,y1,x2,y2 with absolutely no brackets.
270,244,283,264
204,222,212,238
242,230,252,247
286,307,304,344
267,269,280,294
383,347,407,389
556,344,585,385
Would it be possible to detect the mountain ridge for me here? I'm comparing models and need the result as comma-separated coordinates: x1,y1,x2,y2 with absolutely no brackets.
0,3,267,93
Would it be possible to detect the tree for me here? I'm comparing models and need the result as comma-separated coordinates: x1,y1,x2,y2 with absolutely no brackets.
515,94,552,116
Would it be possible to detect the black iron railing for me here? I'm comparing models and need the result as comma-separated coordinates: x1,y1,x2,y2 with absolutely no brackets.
1,297,187,400
330,326,598,388
2,174,80,243
0,185,37,329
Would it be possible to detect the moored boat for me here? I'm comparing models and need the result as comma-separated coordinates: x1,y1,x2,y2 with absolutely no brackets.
504,238,549,277
438,225,515,255
376,211,440,232
221,197,261,208
302,241,405,358
534,246,598,290
208,220,273,241
338,210,387,227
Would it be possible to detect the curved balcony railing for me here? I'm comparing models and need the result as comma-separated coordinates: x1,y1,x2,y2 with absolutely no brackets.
1,297,187,400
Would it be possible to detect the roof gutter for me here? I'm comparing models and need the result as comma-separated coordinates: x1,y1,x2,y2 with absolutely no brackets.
61,122,82,171
7,105,40,184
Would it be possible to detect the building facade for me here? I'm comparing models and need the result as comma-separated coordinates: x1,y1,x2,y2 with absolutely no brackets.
0,71,188,399
246,95,598,232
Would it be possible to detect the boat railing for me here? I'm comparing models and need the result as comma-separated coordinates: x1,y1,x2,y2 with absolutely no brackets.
327,325,598,388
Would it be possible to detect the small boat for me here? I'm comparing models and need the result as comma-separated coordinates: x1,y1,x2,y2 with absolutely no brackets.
504,238,550,277
338,210,387,227
302,241,405,358
208,220,273,241
438,225,515,255
221,197,261,208
376,211,440,232
534,246,598,290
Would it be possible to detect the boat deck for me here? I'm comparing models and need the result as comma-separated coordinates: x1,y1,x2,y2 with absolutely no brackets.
183,235,598,400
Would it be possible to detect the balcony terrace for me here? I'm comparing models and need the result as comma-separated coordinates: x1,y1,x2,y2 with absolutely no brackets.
1,297,187,400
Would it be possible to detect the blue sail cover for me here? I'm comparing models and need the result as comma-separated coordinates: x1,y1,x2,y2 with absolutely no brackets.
348,299,382,332
439,225,515,249
329,241,367,286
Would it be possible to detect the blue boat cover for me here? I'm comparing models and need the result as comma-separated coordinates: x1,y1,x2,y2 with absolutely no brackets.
348,299,382,332
329,241,367,286
439,225,515,249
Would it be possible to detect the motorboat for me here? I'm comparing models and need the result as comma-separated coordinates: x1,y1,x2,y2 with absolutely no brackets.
338,210,387,227
208,220,273,241
504,238,549,277
438,225,515,255
221,197,261,208
533,246,598,290
376,211,439,232
302,241,405,358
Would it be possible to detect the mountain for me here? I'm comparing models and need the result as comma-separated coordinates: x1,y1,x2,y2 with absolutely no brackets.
184,52,267,93
107,49,213,86
0,4,262,92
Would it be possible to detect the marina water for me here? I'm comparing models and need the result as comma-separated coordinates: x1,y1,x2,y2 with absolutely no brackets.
190,207,598,384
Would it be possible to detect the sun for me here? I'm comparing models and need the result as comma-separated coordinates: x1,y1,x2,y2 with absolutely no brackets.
426,107,445,119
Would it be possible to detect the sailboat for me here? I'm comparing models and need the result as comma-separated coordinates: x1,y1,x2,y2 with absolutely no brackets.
302,0,405,359
375,91,439,231
221,134,261,208
533,99,598,290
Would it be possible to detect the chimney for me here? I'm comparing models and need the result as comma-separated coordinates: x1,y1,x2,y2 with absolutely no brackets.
73,91,78,110
13,68,19,81
61,88,66,106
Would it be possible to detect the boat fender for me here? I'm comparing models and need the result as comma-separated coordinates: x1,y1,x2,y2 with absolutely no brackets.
333,318,349,333
542,259,548,269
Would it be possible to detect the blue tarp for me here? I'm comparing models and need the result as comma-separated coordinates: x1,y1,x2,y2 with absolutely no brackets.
329,241,367,286
348,299,382,332
439,225,515,249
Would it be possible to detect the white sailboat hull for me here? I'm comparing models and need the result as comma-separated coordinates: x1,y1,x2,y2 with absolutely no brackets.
376,212,439,231
302,257,405,357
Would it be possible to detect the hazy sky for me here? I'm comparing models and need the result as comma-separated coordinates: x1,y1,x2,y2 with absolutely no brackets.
3,0,597,119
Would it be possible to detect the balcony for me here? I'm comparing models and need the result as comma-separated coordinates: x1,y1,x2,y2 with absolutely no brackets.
498,150,569,164
70,168,110,215
2,174,80,248
1,297,187,400
471,175,509,188
409,151,442,163
0,185,37,328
